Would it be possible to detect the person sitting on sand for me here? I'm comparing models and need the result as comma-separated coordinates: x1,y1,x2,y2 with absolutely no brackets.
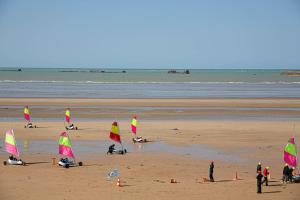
209,161,214,182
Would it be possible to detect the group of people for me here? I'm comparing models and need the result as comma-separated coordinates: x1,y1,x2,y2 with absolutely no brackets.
256,161,298,193
256,162,270,193
283,163,296,183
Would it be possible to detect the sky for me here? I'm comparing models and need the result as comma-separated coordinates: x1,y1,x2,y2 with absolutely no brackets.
0,0,300,69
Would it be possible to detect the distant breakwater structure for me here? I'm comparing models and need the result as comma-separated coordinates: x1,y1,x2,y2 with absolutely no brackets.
59,70,127,73
280,70,300,76
168,69,190,74
89,70,126,73
0,68,22,72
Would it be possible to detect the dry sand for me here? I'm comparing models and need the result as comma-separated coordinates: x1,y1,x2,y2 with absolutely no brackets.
0,98,299,200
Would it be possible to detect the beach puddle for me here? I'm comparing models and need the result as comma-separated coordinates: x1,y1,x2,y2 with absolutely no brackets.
0,139,244,162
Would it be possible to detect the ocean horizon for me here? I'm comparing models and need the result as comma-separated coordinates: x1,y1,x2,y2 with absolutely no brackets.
1,68,300,98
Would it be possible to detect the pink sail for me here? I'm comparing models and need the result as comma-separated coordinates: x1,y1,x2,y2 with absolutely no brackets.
131,116,137,135
5,129,19,157
58,131,74,158
58,145,74,158
24,106,30,122
284,151,297,167
65,109,71,123
283,137,297,167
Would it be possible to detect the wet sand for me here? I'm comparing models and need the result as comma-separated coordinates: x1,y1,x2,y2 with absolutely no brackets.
0,98,299,199
1,98,300,121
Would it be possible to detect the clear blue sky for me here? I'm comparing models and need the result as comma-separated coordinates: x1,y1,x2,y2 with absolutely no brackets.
0,0,300,69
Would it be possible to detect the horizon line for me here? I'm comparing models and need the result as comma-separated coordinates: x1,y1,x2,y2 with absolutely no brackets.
0,66,299,70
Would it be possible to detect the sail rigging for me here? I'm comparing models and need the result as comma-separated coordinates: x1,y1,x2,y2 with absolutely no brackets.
5,129,19,157
284,137,297,167
59,131,74,158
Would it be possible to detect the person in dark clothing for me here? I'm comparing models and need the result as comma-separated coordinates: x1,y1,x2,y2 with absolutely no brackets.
9,155,14,160
288,167,293,182
209,161,214,182
107,144,115,154
256,170,263,193
257,162,262,173
283,163,290,183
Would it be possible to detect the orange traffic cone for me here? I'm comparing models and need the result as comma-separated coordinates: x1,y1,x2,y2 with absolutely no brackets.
116,177,121,187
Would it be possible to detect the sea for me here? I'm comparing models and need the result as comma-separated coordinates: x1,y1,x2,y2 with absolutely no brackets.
0,68,300,98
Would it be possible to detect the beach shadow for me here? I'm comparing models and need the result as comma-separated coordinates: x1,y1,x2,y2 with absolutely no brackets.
263,191,282,194
80,164,103,167
268,180,278,183
215,179,235,183
119,184,134,187
268,183,283,187
25,161,50,165
133,141,155,144
153,179,166,183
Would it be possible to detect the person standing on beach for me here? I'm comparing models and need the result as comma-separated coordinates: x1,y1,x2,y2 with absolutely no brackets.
283,163,289,183
209,161,214,182
257,162,262,173
262,167,269,186
288,166,293,182
256,170,263,194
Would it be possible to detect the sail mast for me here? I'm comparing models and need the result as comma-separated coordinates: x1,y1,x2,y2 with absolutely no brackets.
294,124,298,169
5,129,20,157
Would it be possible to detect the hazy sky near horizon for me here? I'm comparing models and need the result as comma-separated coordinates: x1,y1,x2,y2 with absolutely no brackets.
0,0,300,69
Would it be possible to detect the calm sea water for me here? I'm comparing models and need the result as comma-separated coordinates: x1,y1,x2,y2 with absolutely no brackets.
0,68,300,98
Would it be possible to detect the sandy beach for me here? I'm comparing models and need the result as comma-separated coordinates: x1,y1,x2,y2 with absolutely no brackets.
0,98,299,200
1,0,300,199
